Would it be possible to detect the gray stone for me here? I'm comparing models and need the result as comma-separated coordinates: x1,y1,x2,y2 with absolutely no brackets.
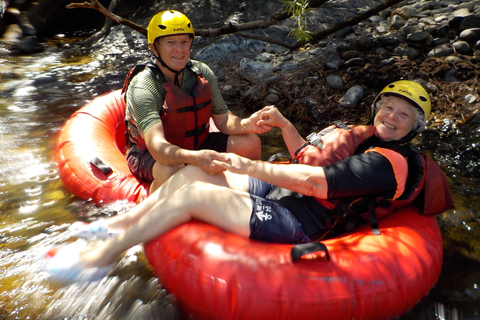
444,66,459,82
428,44,454,57
238,58,273,83
458,15,480,32
340,85,364,109
266,93,280,104
459,28,480,42
393,46,421,58
437,24,451,38
407,31,432,43
452,40,473,55
300,97,318,108
326,74,345,90
323,48,342,70
390,15,407,29
355,36,375,51
377,34,406,46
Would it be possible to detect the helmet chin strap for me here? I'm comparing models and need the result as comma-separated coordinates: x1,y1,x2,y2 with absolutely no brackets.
154,54,184,87
152,44,184,87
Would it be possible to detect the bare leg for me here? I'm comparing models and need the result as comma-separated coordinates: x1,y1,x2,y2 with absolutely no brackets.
227,133,262,160
81,181,253,267
149,162,184,194
101,165,249,230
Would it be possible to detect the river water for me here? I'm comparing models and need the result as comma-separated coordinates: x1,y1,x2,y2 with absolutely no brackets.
0,36,479,319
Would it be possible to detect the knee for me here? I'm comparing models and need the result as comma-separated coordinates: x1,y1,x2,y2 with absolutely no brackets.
228,133,262,159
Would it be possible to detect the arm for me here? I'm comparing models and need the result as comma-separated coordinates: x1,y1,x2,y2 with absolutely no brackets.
255,106,306,157
214,153,328,199
144,122,228,174
211,110,271,135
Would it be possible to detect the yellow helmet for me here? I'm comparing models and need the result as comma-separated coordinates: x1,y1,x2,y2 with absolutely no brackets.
147,10,195,44
373,80,431,121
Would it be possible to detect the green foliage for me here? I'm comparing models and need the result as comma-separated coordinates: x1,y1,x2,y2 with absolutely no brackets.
280,0,313,43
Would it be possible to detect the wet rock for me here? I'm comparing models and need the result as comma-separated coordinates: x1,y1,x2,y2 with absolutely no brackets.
355,36,375,51
310,107,325,123
458,15,480,33
323,47,342,70
238,58,273,83
428,43,454,57
474,40,480,50
390,15,407,29
267,93,280,104
452,40,473,55
344,57,365,67
300,97,318,108
380,57,397,66
340,85,364,109
432,37,451,46
459,28,480,43
377,34,406,46
393,45,420,58
326,75,344,90
444,66,459,82
437,24,451,38
392,6,415,19
407,31,432,43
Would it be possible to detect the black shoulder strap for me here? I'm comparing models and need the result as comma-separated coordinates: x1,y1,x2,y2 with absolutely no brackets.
121,62,148,96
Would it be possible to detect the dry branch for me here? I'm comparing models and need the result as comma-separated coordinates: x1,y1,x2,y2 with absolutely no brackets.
67,0,402,50
67,0,146,37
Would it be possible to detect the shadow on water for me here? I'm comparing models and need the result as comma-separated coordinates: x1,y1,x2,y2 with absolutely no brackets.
0,37,479,319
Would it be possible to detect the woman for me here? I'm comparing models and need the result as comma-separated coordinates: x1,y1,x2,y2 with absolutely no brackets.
45,80,452,283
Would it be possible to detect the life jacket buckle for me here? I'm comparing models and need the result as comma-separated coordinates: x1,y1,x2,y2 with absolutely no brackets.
306,132,325,149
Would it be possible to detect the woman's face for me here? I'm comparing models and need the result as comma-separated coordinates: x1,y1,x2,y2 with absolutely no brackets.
152,34,192,71
374,96,417,141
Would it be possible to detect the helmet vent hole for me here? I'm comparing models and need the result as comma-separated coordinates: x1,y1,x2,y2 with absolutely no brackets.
419,96,427,102
158,24,167,30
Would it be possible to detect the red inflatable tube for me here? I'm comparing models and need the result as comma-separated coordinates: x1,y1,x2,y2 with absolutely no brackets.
57,90,443,320
57,89,149,203
144,208,442,320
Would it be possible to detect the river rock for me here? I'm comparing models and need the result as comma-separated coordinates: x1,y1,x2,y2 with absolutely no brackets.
340,85,364,109
323,47,342,70
444,66,460,82
326,75,345,90
407,31,432,43
459,28,480,42
267,93,280,104
453,40,473,55
238,58,273,83
458,15,480,33
428,43,454,57
393,45,420,58
390,15,407,29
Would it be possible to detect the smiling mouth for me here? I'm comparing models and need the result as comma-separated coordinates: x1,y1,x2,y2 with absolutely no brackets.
382,122,397,130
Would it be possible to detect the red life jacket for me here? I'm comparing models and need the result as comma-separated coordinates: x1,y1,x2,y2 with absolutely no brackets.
294,121,454,233
122,60,212,150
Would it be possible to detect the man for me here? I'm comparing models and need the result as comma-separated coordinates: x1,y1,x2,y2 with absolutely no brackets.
124,10,266,192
